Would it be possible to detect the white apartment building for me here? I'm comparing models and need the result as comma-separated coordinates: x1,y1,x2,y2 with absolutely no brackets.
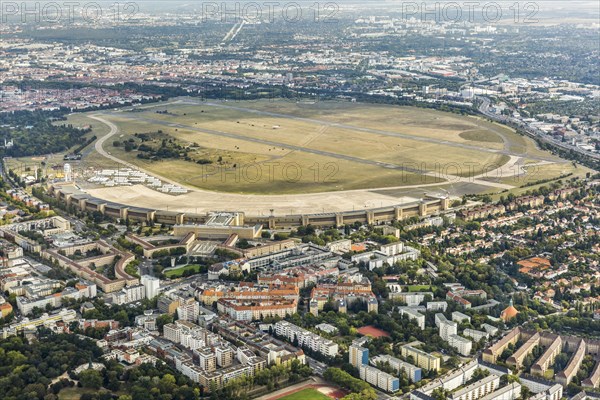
141,275,160,299
274,320,338,357
221,365,253,386
437,315,458,341
16,281,97,315
163,323,181,343
388,289,433,306
427,301,448,312
196,347,217,372
398,307,426,330
371,354,422,382
452,311,471,323
479,383,522,400
180,331,205,351
215,345,234,367
112,284,146,305
448,334,473,356
450,375,499,400
359,364,400,392
177,299,200,322
163,320,206,351
463,329,489,342
482,324,499,336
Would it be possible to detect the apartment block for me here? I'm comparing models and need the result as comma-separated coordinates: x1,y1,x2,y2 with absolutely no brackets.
215,344,234,368
371,354,422,382
452,311,471,324
449,334,473,356
507,332,540,368
274,321,338,358
441,321,459,341
483,327,521,363
478,383,522,400
427,301,448,312
450,375,500,400
399,307,426,330
556,339,586,386
528,384,562,400
582,360,600,388
531,336,562,377
401,345,441,371
349,343,369,368
359,364,400,393
217,298,297,321
463,329,489,342
196,347,217,372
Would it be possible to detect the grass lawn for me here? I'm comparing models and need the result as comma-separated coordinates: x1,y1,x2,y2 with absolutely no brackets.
408,285,432,292
58,387,101,400
459,129,504,143
279,388,331,400
544,369,555,380
164,264,203,278
79,98,534,194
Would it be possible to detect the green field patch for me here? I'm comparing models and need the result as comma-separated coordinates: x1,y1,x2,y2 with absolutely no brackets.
408,285,432,292
459,129,503,143
279,388,331,400
164,264,203,278
78,99,568,195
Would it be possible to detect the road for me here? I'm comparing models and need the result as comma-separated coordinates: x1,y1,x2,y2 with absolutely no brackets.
87,114,191,189
477,96,599,162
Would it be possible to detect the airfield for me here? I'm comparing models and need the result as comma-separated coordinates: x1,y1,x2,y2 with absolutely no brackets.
57,97,579,216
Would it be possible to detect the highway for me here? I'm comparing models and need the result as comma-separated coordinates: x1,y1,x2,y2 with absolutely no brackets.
477,96,600,163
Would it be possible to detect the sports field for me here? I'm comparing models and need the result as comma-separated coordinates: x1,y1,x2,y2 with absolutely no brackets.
71,98,564,195
278,388,332,400
356,325,391,338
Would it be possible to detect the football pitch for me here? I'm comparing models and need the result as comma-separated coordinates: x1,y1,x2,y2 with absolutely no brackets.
278,388,332,400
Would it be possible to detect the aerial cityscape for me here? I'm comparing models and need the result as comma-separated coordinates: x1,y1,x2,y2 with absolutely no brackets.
0,1,599,400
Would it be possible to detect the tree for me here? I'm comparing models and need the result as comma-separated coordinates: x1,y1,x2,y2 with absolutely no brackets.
79,369,103,389
343,389,377,400
159,373,177,392
432,387,450,400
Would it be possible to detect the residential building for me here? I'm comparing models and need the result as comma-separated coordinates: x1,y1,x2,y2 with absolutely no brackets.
371,354,422,382
401,345,441,371
359,364,400,393
274,321,338,358
141,275,160,299
349,343,369,368
450,375,499,400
